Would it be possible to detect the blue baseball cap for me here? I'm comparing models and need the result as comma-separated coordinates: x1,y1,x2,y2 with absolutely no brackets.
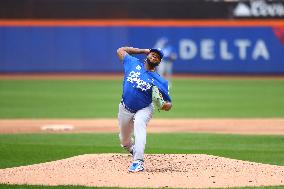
150,48,164,59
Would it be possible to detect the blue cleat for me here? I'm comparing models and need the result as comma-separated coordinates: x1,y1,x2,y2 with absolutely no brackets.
128,160,144,173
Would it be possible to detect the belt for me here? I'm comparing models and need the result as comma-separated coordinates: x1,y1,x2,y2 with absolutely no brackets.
121,100,137,113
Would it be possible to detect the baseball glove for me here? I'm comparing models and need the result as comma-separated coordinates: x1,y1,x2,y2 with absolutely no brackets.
152,86,165,111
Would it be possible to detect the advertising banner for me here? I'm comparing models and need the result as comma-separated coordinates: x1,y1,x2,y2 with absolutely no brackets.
0,20,283,74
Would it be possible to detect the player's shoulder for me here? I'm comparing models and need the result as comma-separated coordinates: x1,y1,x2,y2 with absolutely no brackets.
122,54,141,70
124,53,139,61
152,72,168,84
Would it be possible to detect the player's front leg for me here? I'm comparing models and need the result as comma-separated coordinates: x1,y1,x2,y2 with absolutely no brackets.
133,104,153,161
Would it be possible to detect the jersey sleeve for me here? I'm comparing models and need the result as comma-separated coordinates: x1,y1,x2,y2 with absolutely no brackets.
123,54,139,72
159,80,172,102
122,53,131,65
153,77,172,102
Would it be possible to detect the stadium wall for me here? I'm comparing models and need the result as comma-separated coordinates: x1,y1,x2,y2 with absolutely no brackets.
0,20,283,74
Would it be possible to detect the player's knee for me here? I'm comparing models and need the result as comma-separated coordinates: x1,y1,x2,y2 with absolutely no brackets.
134,119,147,129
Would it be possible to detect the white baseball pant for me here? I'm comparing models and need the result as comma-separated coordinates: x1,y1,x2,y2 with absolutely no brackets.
118,102,153,161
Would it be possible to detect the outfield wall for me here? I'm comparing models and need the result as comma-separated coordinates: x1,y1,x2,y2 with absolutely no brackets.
0,20,283,74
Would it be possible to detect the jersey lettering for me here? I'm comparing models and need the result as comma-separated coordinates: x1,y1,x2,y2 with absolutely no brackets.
126,71,152,92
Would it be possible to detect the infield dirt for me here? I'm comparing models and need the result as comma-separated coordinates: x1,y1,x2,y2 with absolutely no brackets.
1,118,284,135
0,154,284,188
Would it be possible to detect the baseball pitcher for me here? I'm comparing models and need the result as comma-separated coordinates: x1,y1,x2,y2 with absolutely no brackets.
116,46,172,172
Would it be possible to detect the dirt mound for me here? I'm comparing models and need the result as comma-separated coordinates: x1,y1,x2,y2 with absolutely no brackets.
0,154,283,188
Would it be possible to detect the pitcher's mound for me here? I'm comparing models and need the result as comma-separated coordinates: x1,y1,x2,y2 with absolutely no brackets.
0,154,283,188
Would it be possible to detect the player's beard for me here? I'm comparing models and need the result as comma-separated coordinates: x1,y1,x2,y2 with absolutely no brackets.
146,58,159,68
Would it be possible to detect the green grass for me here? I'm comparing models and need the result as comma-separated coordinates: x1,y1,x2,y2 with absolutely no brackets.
0,133,283,169
0,133,284,189
0,78,284,118
0,80,122,118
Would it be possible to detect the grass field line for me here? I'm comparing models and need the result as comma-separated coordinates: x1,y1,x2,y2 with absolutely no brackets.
0,118,284,135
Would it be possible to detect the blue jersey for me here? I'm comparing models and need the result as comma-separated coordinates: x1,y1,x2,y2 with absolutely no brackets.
122,54,171,111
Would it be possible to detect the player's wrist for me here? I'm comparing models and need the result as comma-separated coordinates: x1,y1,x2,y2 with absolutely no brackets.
143,49,150,54
126,47,149,55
